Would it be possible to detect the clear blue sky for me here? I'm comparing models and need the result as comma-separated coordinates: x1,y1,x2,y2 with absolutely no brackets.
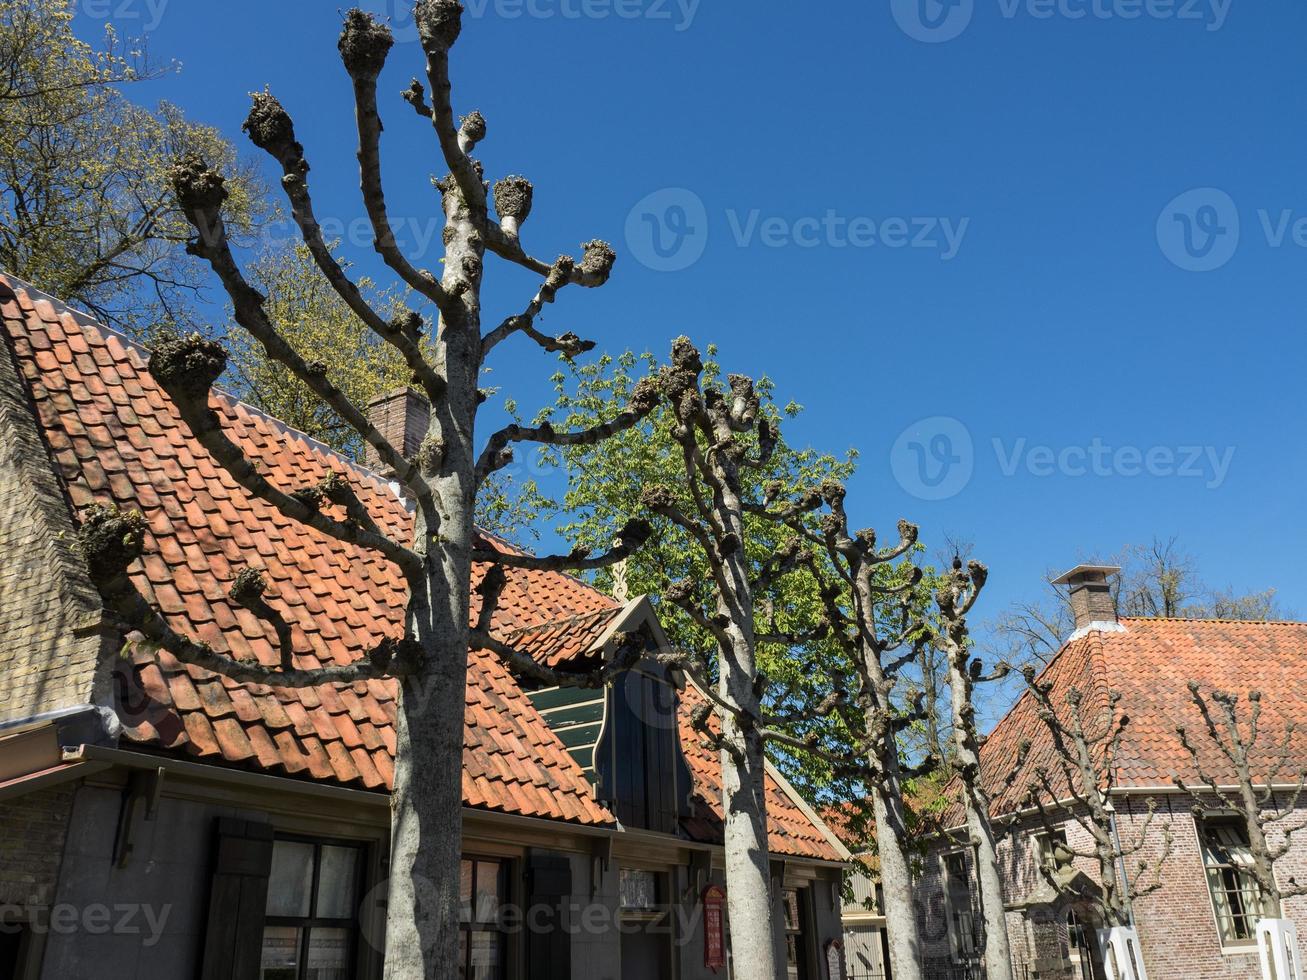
78,0,1307,695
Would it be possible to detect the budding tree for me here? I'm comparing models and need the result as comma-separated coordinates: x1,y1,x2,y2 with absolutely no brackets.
1021,672,1174,932
1174,684,1307,917
75,4,661,976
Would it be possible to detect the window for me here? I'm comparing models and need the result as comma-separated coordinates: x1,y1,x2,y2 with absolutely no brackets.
1065,910,1089,965
1199,815,1263,947
261,838,364,980
1035,828,1074,877
782,888,812,980
618,869,673,980
461,858,510,979
943,852,977,961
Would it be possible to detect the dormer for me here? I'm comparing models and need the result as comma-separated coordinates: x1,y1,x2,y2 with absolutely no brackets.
519,597,693,835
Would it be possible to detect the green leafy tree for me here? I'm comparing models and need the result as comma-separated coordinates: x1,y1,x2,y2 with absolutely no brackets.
0,0,264,335
517,345,860,794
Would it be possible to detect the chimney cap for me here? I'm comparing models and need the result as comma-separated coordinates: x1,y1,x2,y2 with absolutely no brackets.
1050,564,1122,587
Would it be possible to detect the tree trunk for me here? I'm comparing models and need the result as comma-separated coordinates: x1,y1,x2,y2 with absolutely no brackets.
717,509,780,980
965,799,1013,980
383,174,484,974
945,654,1014,980
721,710,782,980
871,753,923,980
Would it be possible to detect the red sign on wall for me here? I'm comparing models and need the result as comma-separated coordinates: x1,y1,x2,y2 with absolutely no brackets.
702,884,726,972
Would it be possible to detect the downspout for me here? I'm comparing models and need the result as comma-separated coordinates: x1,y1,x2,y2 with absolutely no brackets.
1105,801,1135,927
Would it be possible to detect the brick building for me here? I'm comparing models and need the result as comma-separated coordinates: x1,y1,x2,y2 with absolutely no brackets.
911,567,1307,980
0,276,851,979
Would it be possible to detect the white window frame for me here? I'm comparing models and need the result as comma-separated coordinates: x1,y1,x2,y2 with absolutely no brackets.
1196,812,1268,952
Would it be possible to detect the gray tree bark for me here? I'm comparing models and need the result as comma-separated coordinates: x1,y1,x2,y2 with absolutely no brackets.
938,561,1015,980
77,5,659,977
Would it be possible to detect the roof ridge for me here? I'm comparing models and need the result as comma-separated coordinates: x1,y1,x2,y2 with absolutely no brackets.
1119,615,1306,628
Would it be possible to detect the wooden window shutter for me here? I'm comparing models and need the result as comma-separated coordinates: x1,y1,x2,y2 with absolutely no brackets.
525,851,572,980
199,817,275,980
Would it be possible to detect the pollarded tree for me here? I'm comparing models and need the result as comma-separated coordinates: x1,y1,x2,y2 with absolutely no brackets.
1174,685,1307,920
790,492,950,980
74,4,662,976
934,558,1018,980
1021,670,1174,969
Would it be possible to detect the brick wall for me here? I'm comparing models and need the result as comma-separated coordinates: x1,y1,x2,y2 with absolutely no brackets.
918,793,1307,979
0,330,107,724
0,786,74,907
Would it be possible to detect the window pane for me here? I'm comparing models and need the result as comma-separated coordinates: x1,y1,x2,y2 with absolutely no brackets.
306,926,351,979
267,841,315,917
460,860,474,923
620,869,658,911
315,845,360,919
468,930,502,979
474,861,502,923
261,925,301,979
783,889,800,931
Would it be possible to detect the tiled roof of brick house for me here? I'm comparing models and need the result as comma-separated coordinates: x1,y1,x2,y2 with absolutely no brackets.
959,617,1307,825
1,274,846,854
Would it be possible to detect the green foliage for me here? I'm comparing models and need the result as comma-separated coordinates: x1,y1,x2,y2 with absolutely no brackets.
222,242,416,461
515,346,873,795
0,0,265,335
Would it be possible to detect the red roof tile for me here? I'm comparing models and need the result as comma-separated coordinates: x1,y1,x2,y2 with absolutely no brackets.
1,275,612,827
950,617,1307,826
678,683,843,861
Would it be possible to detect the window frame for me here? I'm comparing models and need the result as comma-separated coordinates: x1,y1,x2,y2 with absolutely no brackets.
1196,812,1266,951
261,832,368,980
940,849,979,964
459,855,513,980
1033,826,1074,878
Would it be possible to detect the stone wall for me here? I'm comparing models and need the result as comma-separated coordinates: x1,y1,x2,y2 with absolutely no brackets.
0,328,107,726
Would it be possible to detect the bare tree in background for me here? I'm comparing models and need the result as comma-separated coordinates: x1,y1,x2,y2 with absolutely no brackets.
1021,670,1174,942
1174,684,1307,918
76,5,661,975
993,537,1286,669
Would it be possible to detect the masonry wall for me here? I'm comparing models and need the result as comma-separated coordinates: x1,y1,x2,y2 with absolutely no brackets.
0,787,75,909
917,792,1307,980
0,333,107,726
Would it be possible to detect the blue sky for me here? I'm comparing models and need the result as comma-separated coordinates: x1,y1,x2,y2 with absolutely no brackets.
77,0,1306,705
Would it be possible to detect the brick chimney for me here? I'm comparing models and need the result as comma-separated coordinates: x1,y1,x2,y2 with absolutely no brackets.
363,387,429,478
1050,564,1125,638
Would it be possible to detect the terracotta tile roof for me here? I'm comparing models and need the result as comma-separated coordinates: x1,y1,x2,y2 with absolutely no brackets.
507,607,625,668
954,617,1307,827
0,275,613,827
678,683,843,861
